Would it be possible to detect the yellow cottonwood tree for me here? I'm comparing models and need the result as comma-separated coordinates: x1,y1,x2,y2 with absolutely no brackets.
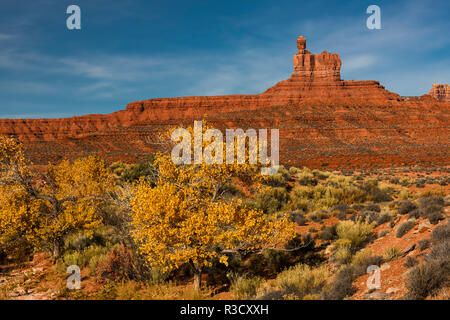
0,136,115,259
130,122,296,290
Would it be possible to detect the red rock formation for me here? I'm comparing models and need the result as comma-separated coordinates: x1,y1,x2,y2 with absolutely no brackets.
0,36,449,169
430,84,450,103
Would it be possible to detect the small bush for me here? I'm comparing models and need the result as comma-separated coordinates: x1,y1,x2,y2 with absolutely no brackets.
334,244,352,265
430,222,450,244
253,187,288,214
351,249,383,268
289,211,307,226
378,230,390,238
417,239,430,251
405,260,449,299
408,208,424,219
383,246,402,261
404,257,418,268
335,211,347,220
418,196,445,208
427,211,443,225
364,204,381,213
397,200,417,215
256,290,285,300
396,220,415,238
61,244,109,274
321,265,357,300
427,241,450,263
335,219,375,251
276,264,329,299
230,275,262,299
95,244,153,283
331,203,350,213
319,225,337,241
376,213,392,226
357,210,379,224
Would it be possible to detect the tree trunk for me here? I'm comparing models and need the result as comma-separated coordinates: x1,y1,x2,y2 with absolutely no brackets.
52,239,61,261
193,270,202,291
189,261,203,291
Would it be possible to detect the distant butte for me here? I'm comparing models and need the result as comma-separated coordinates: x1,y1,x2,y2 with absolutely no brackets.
0,36,449,169
429,84,450,103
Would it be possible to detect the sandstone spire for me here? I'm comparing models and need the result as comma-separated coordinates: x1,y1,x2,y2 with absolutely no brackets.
292,35,341,81
297,35,307,54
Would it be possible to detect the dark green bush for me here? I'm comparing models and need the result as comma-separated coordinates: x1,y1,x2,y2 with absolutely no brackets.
404,257,418,268
405,260,449,299
319,225,337,241
364,204,381,212
289,211,307,226
396,220,415,238
430,222,450,244
418,239,430,251
253,187,288,214
321,265,357,300
427,211,443,225
397,200,417,215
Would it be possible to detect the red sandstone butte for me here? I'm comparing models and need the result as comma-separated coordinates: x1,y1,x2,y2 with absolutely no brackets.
429,84,450,103
0,36,449,169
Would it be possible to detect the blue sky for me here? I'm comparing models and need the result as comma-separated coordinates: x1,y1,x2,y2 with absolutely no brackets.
0,0,449,118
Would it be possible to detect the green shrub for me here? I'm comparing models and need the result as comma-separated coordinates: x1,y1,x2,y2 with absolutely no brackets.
289,211,307,226
295,168,317,186
264,166,290,187
111,156,157,183
319,225,337,241
335,219,375,251
253,187,288,214
334,244,352,264
383,246,402,261
352,249,376,266
378,230,390,238
397,200,417,215
61,244,109,274
321,265,357,300
396,220,415,238
230,275,262,299
376,213,392,225
276,264,329,299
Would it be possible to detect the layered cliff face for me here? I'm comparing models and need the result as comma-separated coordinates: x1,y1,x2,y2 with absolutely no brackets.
0,36,449,169
430,84,450,103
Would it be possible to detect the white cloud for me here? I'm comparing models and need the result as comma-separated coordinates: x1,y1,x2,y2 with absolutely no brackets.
0,33,12,40
342,55,378,72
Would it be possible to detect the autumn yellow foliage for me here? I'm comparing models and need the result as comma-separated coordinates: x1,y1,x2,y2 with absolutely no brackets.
0,136,115,258
130,123,296,289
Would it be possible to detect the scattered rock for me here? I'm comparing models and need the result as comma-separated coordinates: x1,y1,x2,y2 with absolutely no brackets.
380,264,391,271
32,267,44,274
415,222,431,233
402,243,416,256
386,287,401,294
363,291,389,300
